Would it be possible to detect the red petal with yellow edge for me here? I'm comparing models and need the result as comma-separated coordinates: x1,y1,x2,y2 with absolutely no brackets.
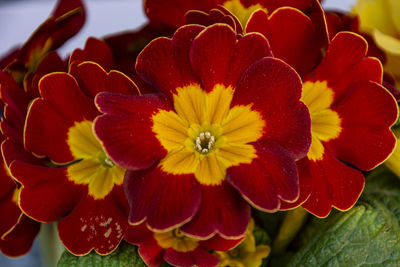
37,73,98,122
2,138,44,167
125,223,154,245
24,99,75,163
190,24,272,91
305,32,382,102
246,7,321,76
181,181,250,239
74,61,139,98
58,188,128,255
10,161,85,223
232,57,311,160
104,23,174,76
0,215,40,257
124,168,201,231
136,25,204,97
164,247,219,267
299,151,365,218
227,141,299,211
144,0,312,29
138,243,165,267
69,37,114,72
94,93,170,170
13,0,85,69
0,148,15,196
326,81,398,171
199,234,243,251
24,73,98,163
0,189,21,237
145,0,215,28
27,51,67,99
185,8,242,34
125,223,165,267
279,163,312,211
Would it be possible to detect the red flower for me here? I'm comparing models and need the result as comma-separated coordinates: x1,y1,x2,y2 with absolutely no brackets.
281,32,398,217
9,57,140,255
145,0,313,29
125,223,243,267
94,24,311,238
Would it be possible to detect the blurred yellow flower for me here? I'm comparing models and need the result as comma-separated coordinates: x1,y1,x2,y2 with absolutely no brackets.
386,128,400,177
353,0,400,88
215,219,270,267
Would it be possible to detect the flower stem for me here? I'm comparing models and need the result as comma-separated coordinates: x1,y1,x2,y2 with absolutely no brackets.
272,207,309,254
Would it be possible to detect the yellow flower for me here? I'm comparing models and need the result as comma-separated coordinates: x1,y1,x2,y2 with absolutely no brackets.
386,127,400,177
215,220,270,267
353,0,400,89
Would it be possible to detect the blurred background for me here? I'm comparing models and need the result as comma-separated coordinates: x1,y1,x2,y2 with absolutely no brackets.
0,0,356,266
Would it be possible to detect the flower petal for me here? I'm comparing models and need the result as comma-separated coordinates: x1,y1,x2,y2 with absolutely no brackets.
246,7,322,76
94,92,170,170
190,24,272,91
326,81,398,171
136,25,204,97
232,57,311,160
299,151,365,218
10,161,85,223
227,141,299,211
58,189,128,255
164,247,219,267
124,167,201,231
74,61,139,98
181,181,250,239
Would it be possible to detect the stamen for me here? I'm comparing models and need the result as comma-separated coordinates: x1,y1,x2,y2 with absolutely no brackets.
194,131,216,154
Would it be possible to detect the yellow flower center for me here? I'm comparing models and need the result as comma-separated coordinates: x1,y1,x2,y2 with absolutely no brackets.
152,84,265,186
222,0,268,27
154,228,199,252
301,81,342,161
67,120,125,199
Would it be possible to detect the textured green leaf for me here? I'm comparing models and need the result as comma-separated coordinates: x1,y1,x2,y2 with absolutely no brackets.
57,242,147,267
287,167,400,267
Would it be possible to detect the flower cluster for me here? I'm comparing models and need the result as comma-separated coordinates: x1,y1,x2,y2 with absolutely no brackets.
0,0,399,266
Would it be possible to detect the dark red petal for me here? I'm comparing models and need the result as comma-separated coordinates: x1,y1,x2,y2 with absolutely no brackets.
94,93,170,170
233,57,311,160
125,223,154,245
300,151,365,218
279,159,312,210
104,23,174,76
0,189,21,237
326,81,398,171
185,8,242,34
138,243,165,267
2,139,44,167
69,37,114,71
246,8,321,76
124,168,201,231
164,247,219,267
227,141,299,211
58,188,128,255
38,72,98,122
306,32,382,102
24,99,74,163
181,181,250,239
190,24,272,91
0,215,40,257
75,61,139,98
136,25,204,97
10,161,85,223
199,234,243,251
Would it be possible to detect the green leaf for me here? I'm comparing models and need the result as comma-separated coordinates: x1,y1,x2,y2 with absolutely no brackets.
57,242,147,267
287,167,400,267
